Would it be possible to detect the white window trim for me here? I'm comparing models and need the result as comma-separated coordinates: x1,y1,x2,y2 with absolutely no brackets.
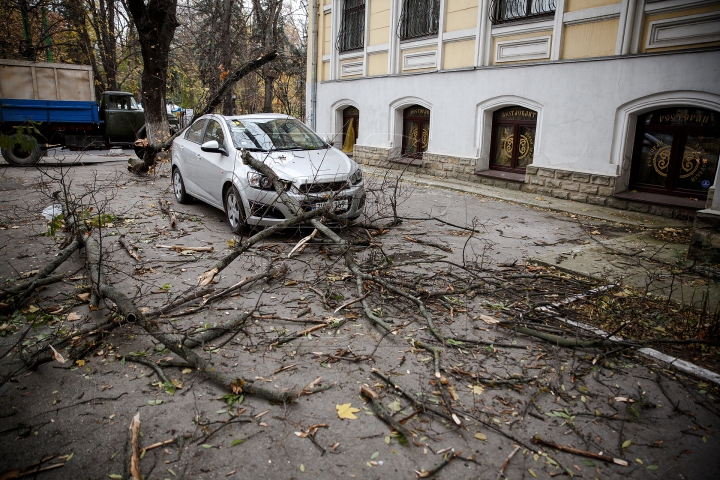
491,19,555,38
610,91,720,189
646,11,720,49
495,35,552,63
563,3,622,26
475,96,544,172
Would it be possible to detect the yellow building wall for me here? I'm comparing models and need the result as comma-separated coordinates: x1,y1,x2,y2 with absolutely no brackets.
641,5,720,53
566,0,620,13
445,0,478,32
322,62,331,81
561,19,619,59
443,40,475,69
401,46,439,73
369,0,391,46
367,53,389,76
490,31,553,65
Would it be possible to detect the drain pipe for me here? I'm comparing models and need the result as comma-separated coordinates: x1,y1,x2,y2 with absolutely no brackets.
307,0,319,130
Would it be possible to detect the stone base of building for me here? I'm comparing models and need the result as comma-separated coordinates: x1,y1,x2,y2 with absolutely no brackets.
352,145,700,219
689,209,720,262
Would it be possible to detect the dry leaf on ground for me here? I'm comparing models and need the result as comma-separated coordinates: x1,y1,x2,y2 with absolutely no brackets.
67,312,83,321
49,345,65,364
336,403,360,420
198,268,218,286
478,314,499,325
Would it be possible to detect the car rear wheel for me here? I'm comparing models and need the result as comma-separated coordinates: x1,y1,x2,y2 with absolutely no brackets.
224,186,246,234
172,168,192,204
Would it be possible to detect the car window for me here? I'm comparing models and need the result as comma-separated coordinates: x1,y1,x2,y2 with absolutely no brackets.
107,95,131,110
185,119,206,143
225,118,325,151
203,120,225,146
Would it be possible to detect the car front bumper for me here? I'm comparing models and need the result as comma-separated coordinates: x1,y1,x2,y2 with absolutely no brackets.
242,183,366,227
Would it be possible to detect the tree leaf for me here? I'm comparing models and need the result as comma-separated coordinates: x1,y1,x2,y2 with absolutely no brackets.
622,439,632,449
474,432,488,441
581,460,595,467
300,464,305,472
387,400,402,412
147,399,163,406
336,403,360,420
201,444,213,449
108,475,122,479
370,451,379,460
528,468,537,477
647,465,659,471
230,439,245,446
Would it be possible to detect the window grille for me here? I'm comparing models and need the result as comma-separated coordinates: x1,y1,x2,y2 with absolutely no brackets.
336,0,366,52
489,0,556,24
397,0,440,41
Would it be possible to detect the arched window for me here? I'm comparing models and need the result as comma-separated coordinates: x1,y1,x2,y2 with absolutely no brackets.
402,105,430,158
490,106,537,173
341,106,359,154
630,107,719,198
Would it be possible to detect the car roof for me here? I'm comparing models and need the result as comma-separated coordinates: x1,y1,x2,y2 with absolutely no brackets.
215,113,297,121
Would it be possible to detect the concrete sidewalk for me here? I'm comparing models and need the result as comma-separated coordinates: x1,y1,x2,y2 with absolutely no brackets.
364,166,689,228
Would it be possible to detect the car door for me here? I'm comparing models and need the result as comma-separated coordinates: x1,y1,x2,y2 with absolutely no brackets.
177,118,207,196
195,118,232,207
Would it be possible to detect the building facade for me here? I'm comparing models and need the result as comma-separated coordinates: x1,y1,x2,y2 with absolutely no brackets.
305,0,720,217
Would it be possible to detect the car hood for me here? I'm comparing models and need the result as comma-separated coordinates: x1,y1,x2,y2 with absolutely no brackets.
247,148,355,184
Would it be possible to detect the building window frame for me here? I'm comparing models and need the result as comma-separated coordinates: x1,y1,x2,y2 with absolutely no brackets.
401,105,431,159
336,0,366,52
489,106,538,173
397,0,440,41
488,0,556,25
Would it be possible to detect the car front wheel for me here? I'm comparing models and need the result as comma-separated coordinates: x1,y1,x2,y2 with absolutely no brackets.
172,168,192,204
224,186,246,234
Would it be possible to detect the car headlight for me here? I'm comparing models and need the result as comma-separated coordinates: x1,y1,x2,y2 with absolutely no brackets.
247,172,274,190
350,168,363,185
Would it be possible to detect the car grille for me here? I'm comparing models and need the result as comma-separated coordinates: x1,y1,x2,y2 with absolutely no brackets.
297,180,349,194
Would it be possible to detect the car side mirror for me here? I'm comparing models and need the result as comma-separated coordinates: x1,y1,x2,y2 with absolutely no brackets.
201,140,227,155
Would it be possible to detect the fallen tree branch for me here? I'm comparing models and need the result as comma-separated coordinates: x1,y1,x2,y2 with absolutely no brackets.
532,435,629,466
360,385,414,440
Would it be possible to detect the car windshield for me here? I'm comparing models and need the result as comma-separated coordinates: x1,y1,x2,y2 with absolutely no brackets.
225,118,326,151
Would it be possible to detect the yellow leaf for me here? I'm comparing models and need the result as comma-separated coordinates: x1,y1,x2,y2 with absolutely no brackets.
470,385,484,395
78,293,91,302
528,468,537,477
336,403,360,420
76,359,85,366
181,368,192,374
27,305,40,313
474,432,487,441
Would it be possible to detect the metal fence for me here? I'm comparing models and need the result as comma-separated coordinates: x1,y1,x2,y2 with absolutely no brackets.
336,0,366,52
397,0,440,41
489,0,556,24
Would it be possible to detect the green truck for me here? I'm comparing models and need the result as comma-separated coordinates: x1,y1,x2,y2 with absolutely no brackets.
0,59,178,166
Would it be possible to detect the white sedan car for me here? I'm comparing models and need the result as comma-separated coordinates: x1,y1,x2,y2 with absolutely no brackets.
171,114,365,233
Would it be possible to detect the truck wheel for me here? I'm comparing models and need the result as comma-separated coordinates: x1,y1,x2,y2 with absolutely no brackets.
224,186,247,234
1,135,43,166
172,167,192,204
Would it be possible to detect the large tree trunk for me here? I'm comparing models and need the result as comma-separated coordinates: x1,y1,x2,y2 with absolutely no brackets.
98,0,119,91
262,70,275,113
126,0,179,170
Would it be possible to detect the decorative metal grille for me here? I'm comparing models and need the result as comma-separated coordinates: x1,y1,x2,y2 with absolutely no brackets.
489,0,556,24
397,0,440,40
336,0,366,52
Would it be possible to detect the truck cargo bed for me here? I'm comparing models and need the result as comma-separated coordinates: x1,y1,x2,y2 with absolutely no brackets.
0,99,101,124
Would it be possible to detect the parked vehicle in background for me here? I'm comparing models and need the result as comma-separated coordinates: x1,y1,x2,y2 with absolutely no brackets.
171,114,366,233
0,59,178,166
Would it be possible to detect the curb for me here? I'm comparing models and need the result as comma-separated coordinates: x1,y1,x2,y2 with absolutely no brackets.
364,166,687,229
